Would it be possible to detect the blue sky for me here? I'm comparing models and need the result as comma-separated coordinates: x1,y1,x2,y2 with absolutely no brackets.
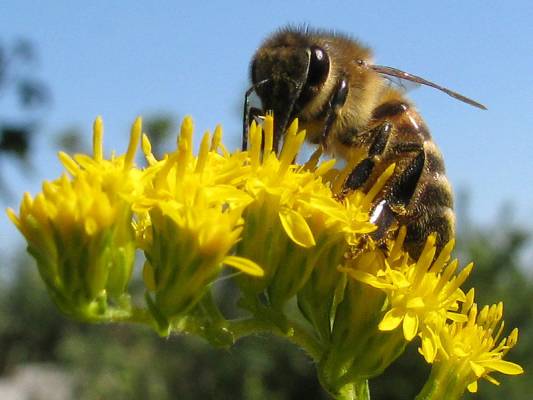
1,1,532,254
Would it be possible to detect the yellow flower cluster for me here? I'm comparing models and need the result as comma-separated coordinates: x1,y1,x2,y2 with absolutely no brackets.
7,114,522,398
419,289,522,397
339,227,523,395
134,117,262,320
7,117,142,319
342,229,472,343
236,118,383,310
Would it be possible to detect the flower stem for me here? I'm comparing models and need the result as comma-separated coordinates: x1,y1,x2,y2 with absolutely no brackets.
335,381,370,400
228,317,324,361
415,364,465,400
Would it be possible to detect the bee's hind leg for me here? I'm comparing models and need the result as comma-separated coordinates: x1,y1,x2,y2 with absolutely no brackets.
375,149,426,255
343,134,426,254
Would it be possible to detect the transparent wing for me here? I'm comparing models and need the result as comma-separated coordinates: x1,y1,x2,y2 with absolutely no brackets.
381,74,421,94
370,64,487,110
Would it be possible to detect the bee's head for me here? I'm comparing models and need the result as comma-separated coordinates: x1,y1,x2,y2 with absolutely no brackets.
250,30,330,144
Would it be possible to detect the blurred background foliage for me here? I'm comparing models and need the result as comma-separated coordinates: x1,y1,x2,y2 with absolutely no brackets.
0,38,49,199
0,39,531,400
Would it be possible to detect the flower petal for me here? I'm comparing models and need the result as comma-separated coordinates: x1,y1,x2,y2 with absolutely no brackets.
419,332,437,363
379,308,404,331
467,380,478,393
278,208,316,248
469,361,486,377
478,359,524,375
403,311,419,341
223,256,264,277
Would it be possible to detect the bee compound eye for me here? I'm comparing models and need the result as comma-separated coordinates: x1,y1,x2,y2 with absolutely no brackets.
307,46,330,86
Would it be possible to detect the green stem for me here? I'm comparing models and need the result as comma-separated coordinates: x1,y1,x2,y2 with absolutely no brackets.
335,381,370,400
82,304,153,325
228,317,324,362
415,364,467,400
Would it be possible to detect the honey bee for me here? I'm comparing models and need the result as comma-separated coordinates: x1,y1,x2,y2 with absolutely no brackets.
244,27,486,258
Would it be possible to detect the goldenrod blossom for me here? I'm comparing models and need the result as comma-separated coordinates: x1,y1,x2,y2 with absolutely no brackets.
6,112,523,399
417,289,523,399
235,116,378,310
343,229,472,342
135,116,263,321
320,249,406,390
7,117,142,319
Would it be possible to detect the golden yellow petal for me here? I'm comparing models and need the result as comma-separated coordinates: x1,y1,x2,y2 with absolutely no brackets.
379,308,404,331
478,359,524,375
263,115,274,155
467,380,478,393
249,121,262,170
469,361,486,377
278,208,316,248
446,311,469,323
124,117,142,170
314,159,336,176
6,208,22,231
484,374,501,386
223,256,264,277
58,152,81,176
363,163,395,207
403,311,419,341
406,297,425,309
92,116,104,162
419,334,437,363
195,131,211,173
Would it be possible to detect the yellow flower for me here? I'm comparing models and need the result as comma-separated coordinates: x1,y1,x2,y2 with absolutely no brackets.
6,117,141,319
321,248,405,390
58,116,144,203
136,116,263,320
418,289,523,398
343,228,472,341
235,116,380,310
7,111,522,398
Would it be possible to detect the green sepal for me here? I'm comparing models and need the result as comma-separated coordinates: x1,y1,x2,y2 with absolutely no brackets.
189,292,235,348
144,291,170,336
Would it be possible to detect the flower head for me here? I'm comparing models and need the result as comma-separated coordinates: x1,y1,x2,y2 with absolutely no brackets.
343,228,472,341
7,117,142,319
135,117,263,320
7,111,523,398
418,289,523,398
235,116,380,310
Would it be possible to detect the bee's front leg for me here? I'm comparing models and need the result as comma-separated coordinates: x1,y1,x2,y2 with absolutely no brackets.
242,107,263,150
320,76,349,148
242,80,269,151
